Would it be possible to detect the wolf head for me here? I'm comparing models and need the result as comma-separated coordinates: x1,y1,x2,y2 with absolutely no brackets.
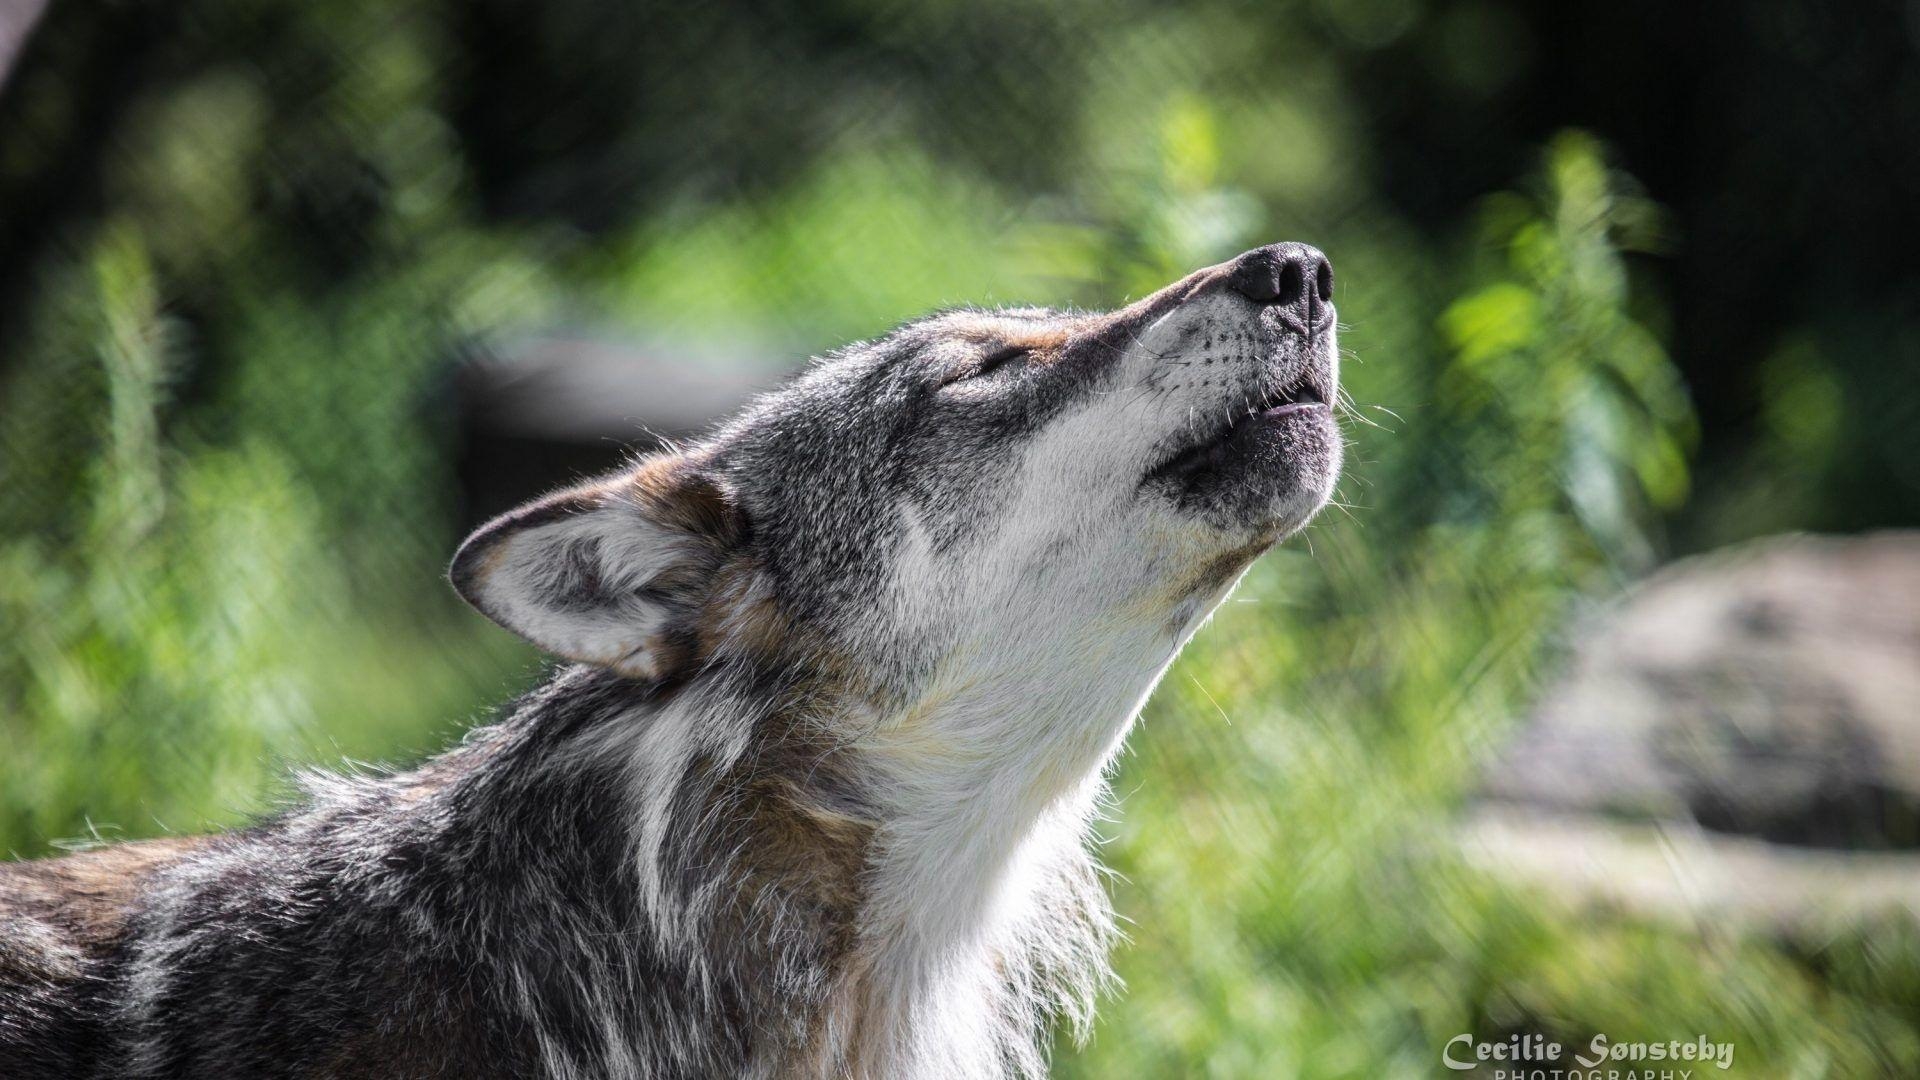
450,244,1342,699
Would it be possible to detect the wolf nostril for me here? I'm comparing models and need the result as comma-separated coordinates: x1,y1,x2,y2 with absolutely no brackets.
1228,252,1283,303
1276,260,1305,307
1315,259,1333,303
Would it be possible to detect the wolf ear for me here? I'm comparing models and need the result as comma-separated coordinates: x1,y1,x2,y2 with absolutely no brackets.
449,457,746,678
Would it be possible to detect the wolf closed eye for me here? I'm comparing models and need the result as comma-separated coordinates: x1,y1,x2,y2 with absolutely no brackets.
940,344,1031,386
0,243,1342,1080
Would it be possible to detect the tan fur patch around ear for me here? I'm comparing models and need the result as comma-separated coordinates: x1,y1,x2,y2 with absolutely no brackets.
627,455,745,546
696,557,790,658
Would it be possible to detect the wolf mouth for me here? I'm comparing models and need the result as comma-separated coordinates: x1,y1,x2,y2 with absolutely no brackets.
1146,370,1330,484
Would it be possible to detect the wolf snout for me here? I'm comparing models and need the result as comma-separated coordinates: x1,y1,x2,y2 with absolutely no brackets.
1226,242,1334,338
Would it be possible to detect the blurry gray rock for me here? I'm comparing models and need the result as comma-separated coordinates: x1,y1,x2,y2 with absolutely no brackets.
1483,531,1920,849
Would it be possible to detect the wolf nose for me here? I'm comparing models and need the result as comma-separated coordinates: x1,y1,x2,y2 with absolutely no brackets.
1227,243,1333,335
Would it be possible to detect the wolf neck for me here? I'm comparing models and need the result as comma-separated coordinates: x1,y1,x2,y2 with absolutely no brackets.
841,623,1186,1077
866,631,1180,895
481,623,1183,1076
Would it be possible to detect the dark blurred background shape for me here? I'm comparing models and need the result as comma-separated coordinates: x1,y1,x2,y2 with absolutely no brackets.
1,0,1917,1075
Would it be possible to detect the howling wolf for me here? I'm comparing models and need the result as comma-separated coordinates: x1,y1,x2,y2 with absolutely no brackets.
0,244,1342,1079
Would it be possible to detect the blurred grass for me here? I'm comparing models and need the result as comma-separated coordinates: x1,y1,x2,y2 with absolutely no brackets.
2,22,1917,1077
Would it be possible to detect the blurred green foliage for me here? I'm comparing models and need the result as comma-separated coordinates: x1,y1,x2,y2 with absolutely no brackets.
2,0,1918,1076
